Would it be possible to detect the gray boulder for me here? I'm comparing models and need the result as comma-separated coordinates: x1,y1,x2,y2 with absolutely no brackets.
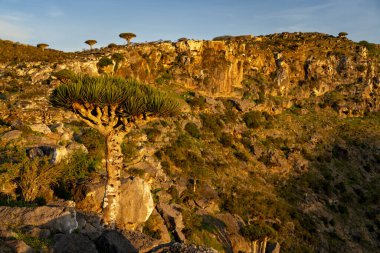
0,206,78,234
53,234,98,253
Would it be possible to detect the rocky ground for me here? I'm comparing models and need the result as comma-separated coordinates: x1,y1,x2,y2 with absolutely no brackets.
0,33,379,252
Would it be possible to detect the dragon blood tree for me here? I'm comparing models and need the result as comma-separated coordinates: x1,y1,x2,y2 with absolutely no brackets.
50,75,180,227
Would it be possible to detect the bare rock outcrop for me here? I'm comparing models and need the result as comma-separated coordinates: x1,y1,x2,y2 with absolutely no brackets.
0,206,78,234
75,177,154,230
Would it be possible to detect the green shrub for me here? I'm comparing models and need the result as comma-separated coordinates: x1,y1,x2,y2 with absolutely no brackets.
0,118,10,126
53,69,75,83
358,40,380,57
219,132,234,147
0,93,7,100
240,223,277,241
111,53,124,71
127,167,145,177
155,72,172,85
121,142,139,161
356,65,366,72
75,127,105,161
200,113,224,137
234,150,249,162
97,57,113,68
145,128,162,142
15,231,51,251
54,150,95,200
185,122,201,138
243,111,263,129
184,93,207,109
0,153,61,202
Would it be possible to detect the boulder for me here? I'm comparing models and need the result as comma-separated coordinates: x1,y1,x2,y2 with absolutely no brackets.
29,124,51,135
116,177,154,230
156,203,186,242
0,206,78,234
26,143,88,164
75,177,154,230
50,123,74,141
19,226,51,239
53,234,98,253
95,230,137,253
214,213,251,253
0,130,22,143
122,230,158,252
5,240,34,253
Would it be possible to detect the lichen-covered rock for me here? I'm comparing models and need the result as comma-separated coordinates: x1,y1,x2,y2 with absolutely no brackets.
0,206,78,234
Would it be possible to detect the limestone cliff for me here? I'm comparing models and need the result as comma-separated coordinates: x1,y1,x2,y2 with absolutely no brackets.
75,32,379,115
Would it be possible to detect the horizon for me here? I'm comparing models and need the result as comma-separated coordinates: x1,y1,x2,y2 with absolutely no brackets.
0,0,379,52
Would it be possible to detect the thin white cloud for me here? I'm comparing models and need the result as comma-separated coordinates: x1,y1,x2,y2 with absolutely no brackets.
0,14,22,21
47,8,64,18
0,19,31,40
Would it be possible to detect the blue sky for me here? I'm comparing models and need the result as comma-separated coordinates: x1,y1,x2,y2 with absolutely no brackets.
0,0,379,52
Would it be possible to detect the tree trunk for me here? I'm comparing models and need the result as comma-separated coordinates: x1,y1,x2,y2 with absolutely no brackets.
102,131,125,228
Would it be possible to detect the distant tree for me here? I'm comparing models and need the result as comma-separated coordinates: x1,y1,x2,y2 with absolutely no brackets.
213,35,234,41
108,43,118,49
85,40,97,50
37,43,49,51
338,32,348,38
50,75,181,228
177,37,188,42
119,33,136,45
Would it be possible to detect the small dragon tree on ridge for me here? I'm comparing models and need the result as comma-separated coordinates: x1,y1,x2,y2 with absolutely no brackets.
119,32,136,45
50,75,181,228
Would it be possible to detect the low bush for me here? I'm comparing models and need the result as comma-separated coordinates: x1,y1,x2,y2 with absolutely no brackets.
121,142,139,161
97,57,113,68
52,69,76,83
185,122,201,138
243,111,263,129
200,113,224,137
145,128,162,142
219,132,234,147
240,223,277,241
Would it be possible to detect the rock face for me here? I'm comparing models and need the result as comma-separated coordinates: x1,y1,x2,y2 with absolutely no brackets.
156,203,186,242
98,33,378,104
0,206,78,234
75,177,154,230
